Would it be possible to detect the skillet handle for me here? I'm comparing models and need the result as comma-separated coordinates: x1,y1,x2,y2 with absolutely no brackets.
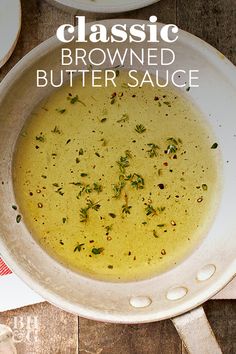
0,324,17,354
172,306,222,354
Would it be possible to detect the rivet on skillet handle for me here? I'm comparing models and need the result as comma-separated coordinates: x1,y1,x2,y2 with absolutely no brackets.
172,306,222,354
0,324,17,354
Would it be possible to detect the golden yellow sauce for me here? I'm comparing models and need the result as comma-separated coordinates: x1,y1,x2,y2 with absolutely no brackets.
13,71,219,281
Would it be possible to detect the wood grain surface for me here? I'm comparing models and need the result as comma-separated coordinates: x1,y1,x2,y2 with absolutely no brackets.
0,0,235,353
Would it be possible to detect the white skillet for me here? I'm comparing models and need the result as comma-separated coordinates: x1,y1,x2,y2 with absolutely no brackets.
0,0,21,69
0,20,235,353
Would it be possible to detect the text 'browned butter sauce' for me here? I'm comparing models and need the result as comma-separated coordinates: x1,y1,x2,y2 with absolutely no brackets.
13,71,219,281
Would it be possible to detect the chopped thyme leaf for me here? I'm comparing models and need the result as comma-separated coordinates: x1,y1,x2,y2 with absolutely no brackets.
95,152,100,157
202,184,208,191
100,138,107,146
12,205,17,210
51,126,61,134
84,185,92,194
16,214,21,223
93,182,103,193
76,157,80,163
211,143,218,149
100,118,107,123
112,181,125,198
67,94,86,106
116,155,130,174
157,224,165,227
157,206,166,213
92,247,104,255
147,143,159,158
163,101,171,107
167,137,179,146
79,148,84,155
153,230,159,238
80,173,88,177
122,204,132,214
80,208,89,222
125,150,132,159
117,114,129,123
62,217,67,224
56,108,66,114
105,225,113,233
145,205,157,216
36,135,45,142
86,199,101,211
166,144,177,154
127,173,145,189
108,265,113,269
74,243,85,252
135,124,146,134
109,213,116,218
70,182,82,186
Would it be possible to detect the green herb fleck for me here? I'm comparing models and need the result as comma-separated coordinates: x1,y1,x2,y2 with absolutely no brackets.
167,137,179,146
116,155,130,174
117,114,129,123
145,205,157,217
68,94,86,106
122,204,132,214
112,181,125,198
147,143,159,158
86,199,101,211
51,126,61,134
202,184,208,191
135,124,146,134
105,225,113,233
153,230,159,238
92,247,104,255
93,182,103,193
16,214,21,223
80,208,89,223
127,173,144,190
12,205,17,210
74,243,85,252
211,143,218,149
36,135,45,142
56,108,66,114
166,144,177,154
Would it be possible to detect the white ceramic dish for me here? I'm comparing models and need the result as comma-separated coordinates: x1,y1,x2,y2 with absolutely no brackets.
0,19,235,353
46,0,159,13
0,0,21,69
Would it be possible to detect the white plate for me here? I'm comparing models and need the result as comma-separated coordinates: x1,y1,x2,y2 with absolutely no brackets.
46,0,159,13
0,0,21,69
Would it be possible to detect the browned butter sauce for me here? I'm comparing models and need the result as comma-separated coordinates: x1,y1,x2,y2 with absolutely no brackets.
13,70,219,281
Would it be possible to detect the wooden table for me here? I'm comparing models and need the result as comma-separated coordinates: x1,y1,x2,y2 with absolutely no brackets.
0,0,235,353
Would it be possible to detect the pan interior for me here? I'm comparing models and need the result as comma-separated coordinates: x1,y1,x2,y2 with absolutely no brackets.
13,70,219,282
